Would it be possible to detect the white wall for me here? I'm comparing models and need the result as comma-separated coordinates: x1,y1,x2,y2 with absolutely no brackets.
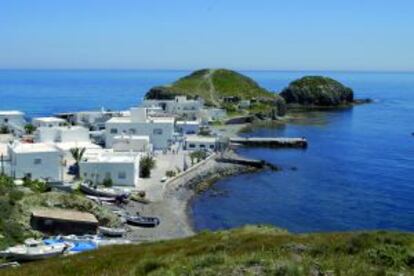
176,122,200,135
80,161,139,187
113,136,150,152
59,127,89,143
106,121,174,150
35,127,90,143
9,151,61,181
32,118,65,128
185,138,217,151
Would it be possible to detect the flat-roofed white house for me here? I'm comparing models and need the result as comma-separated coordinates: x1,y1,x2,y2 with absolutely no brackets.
8,142,62,181
112,135,151,152
0,110,27,135
35,126,90,143
184,135,218,151
32,117,66,128
105,107,175,150
142,96,203,120
80,150,140,187
176,120,200,135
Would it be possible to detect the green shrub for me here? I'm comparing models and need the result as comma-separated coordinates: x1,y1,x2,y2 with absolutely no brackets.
23,178,47,193
102,177,113,188
166,170,176,178
140,155,156,178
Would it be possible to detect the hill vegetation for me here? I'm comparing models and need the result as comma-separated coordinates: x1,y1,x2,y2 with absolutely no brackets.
280,76,354,106
5,226,413,275
0,175,119,250
145,69,286,117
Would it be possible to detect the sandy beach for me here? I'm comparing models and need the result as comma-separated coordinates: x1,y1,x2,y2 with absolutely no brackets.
115,151,260,242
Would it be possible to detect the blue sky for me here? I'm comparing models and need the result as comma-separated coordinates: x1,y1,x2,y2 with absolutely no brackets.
1,0,413,71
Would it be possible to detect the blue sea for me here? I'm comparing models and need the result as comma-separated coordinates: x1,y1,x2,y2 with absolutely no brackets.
1,70,413,233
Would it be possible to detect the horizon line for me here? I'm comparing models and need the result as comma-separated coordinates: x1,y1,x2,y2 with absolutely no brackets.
0,68,414,74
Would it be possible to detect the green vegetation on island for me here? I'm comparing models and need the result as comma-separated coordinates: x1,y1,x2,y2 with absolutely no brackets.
280,76,354,106
145,69,287,117
6,225,413,275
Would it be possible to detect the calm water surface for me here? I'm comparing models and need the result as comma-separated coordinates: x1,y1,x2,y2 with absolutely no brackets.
1,70,413,232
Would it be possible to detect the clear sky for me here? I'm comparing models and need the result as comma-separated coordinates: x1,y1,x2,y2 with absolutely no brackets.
1,0,413,71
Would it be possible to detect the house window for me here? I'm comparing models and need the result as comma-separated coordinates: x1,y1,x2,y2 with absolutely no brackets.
210,145,215,149
200,144,206,148
110,128,118,134
189,144,196,148
105,172,111,179
84,172,88,177
129,128,136,134
34,158,42,165
153,128,163,135
118,172,126,179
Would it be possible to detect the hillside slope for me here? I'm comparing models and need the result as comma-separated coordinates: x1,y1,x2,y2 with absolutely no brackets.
145,69,286,116
6,226,413,275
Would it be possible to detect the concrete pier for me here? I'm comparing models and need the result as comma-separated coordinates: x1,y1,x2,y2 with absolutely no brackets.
230,137,308,148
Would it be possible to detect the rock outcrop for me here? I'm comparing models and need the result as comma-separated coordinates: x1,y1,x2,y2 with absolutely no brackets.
280,76,354,106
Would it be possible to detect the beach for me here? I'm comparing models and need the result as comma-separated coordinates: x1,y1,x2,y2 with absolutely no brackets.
118,150,261,242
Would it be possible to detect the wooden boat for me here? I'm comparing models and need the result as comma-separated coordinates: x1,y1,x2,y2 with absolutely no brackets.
0,239,69,261
98,226,126,237
126,214,160,228
80,182,129,198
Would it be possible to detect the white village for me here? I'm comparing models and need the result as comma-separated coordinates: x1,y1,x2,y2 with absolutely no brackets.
0,96,234,261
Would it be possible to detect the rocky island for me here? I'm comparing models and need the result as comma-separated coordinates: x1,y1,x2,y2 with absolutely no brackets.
280,76,372,107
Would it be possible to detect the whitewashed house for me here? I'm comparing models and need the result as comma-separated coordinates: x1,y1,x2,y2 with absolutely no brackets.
112,135,151,152
35,126,90,143
105,107,175,150
0,110,27,135
32,117,66,128
142,96,203,120
184,135,218,151
176,121,200,135
34,126,101,161
8,142,62,181
80,150,140,187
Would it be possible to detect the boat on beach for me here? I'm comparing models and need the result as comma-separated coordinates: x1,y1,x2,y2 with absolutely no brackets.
80,182,130,198
98,226,126,237
0,239,69,261
126,213,160,228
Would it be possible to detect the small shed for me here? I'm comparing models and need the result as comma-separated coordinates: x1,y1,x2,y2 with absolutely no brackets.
31,208,98,235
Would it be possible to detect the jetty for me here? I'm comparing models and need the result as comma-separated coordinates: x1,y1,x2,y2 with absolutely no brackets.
230,137,308,148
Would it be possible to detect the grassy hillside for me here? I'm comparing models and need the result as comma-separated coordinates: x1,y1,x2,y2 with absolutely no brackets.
146,69,281,106
5,226,413,275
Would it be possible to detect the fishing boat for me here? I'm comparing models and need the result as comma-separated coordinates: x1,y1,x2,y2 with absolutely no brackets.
0,239,69,261
80,182,129,198
98,226,126,237
126,213,160,228
86,195,118,203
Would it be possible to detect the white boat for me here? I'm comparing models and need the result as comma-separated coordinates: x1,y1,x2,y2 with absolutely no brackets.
98,226,126,237
80,182,129,198
0,239,69,261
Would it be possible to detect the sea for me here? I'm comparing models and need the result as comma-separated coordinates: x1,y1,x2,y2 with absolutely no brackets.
1,69,413,233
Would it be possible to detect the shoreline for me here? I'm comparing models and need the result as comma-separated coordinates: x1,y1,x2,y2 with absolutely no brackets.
123,150,261,242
